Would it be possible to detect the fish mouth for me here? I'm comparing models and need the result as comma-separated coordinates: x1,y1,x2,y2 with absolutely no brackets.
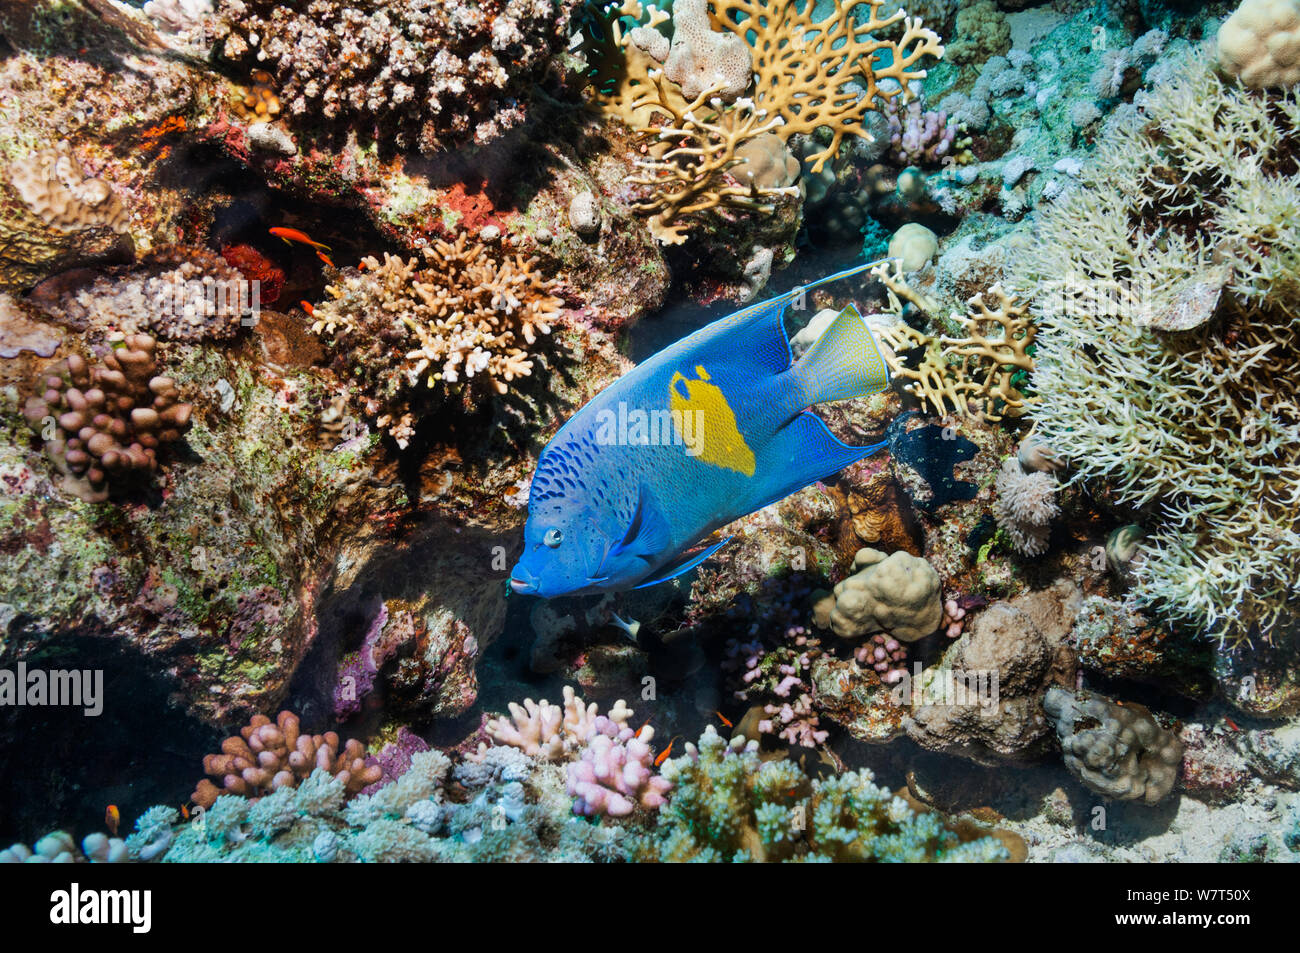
509,576,538,594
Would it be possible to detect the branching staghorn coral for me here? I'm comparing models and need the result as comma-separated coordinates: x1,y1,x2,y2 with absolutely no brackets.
22,334,193,503
1013,47,1300,645
192,711,382,809
310,235,563,447
639,727,1008,861
586,0,944,238
873,261,1036,422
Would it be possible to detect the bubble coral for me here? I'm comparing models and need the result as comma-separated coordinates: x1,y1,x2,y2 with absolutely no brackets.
191,711,382,809
22,334,193,503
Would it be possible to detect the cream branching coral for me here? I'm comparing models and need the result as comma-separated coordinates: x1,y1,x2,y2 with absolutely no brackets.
485,685,633,760
1013,47,1300,645
310,235,563,446
586,0,944,238
873,261,1036,422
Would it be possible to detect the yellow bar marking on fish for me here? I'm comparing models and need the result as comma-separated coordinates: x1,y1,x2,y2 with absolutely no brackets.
669,367,756,476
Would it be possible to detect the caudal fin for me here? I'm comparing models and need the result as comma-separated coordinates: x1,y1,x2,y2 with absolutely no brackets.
791,304,891,406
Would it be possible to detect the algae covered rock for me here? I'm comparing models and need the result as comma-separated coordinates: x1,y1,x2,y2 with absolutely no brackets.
812,548,942,643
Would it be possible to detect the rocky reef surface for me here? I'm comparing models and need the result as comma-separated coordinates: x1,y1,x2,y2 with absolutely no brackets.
0,0,1297,864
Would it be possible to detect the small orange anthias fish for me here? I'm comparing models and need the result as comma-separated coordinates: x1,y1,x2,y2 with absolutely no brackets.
316,250,335,268
300,300,315,316
268,226,331,252
715,711,733,728
654,736,681,767
180,804,190,821
105,804,120,836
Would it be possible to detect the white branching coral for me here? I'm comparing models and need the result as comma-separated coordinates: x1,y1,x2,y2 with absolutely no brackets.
310,234,563,446
993,457,1060,557
485,686,633,761
1013,47,1300,645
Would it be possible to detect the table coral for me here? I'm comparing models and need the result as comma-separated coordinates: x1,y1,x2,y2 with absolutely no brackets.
310,235,563,447
22,333,193,502
214,0,578,153
192,711,382,809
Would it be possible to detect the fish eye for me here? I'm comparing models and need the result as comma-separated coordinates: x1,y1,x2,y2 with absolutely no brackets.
544,528,564,548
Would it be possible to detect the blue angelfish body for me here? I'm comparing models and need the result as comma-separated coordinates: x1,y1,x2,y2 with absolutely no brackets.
509,260,893,599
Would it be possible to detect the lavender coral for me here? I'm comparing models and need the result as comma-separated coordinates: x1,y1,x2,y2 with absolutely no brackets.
214,0,578,152
566,719,672,816
22,333,193,502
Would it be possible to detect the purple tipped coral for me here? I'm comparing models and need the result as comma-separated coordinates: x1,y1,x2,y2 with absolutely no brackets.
886,98,956,167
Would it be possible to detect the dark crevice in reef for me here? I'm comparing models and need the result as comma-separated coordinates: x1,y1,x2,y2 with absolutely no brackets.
0,634,214,844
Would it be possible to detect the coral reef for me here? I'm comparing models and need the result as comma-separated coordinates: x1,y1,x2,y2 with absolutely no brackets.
310,236,564,446
1015,46,1300,645
638,727,1009,861
1043,686,1183,805
192,711,382,809
6,141,128,234
812,548,943,643
22,333,193,502
566,721,672,817
214,0,578,152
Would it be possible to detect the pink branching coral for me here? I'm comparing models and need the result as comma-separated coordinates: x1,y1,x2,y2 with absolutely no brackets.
192,711,382,808
726,624,832,748
566,718,672,817
22,333,192,502
886,98,955,167
854,633,908,684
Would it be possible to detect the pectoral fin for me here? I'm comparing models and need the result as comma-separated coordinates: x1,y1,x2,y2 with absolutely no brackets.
603,484,673,567
633,536,733,589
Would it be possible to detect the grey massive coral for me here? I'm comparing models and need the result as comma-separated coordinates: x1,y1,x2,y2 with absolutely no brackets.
215,0,578,153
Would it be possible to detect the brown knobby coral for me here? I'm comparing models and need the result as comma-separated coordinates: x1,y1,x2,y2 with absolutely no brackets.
874,262,1035,422
586,0,945,237
309,234,563,446
22,333,192,502
192,711,382,808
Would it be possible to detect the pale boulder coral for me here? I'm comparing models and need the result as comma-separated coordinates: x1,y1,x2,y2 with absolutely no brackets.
813,548,943,642
1218,0,1300,88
